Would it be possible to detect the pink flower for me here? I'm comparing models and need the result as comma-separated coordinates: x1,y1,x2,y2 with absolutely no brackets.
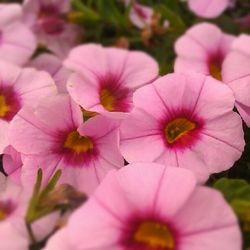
0,3,37,65
120,73,244,182
187,0,232,18
29,53,70,93
223,34,250,126
23,0,80,57
64,44,159,118
124,0,154,29
9,95,123,194
44,163,241,250
175,23,235,82
174,23,250,126
0,61,57,153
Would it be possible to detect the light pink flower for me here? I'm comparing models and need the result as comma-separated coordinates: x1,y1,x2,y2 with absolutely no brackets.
23,0,80,57
175,23,235,82
0,3,37,65
187,0,232,18
29,53,70,93
44,163,241,250
175,23,250,126
65,44,159,119
124,0,153,29
222,34,250,126
9,95,123,194
120,73,244,182
0,61,57,153
0,174,57,250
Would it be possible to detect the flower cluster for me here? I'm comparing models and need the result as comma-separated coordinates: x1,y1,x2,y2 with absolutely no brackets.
0,0,249,249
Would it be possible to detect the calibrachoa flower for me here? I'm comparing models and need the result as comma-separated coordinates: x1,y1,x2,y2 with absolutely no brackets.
44,163,241,250
120,73,244,182
187,0,233,18
9,95,123,194
175,23,250,126
23,0,80,57
65,44,159,118
223,34,250,126
30,53,70,93
0,173,57,250
124,0,154,29
0,61,57,153
0,3,36,65
174,22,235,82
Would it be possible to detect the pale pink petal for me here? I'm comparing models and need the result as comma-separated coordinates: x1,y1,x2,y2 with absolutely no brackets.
34,94,82,131
175,187,241,250
194,75,235,120
9,107,57,155
43,228,74,250
67,73,101,111
0,120,9,153
30,53,70,93
0,4,22,26
14,68,57,107
188,0,229,18
64,44,107,77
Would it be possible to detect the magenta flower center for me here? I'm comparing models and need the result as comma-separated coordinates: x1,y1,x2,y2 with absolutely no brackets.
64,131,94,154
39,5,64,35
164,117,196,144
0,200,15,221
99,75,132,112
0,86,21,121
129,220,175,249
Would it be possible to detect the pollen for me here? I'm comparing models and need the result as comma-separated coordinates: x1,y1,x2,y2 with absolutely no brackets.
64,131,94,154
133,220,175,249
209,60,222,81
100,88,116,111
0,95,10,118
165,117,196,144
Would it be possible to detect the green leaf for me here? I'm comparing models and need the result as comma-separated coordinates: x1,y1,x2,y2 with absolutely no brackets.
213,178,250,201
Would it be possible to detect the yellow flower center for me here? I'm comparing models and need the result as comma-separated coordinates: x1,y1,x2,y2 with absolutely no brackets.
133,221,175,249
0,210,8,221
209,61,222,81
64,131,93,154
165,118,196,144
100,88,116,111
0,95,10,118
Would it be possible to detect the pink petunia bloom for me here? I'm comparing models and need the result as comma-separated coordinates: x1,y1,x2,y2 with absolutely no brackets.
64,44,159,119
222,34,250,126
187,0,233,18
174,23,250,126
120,73,244,182
23,0,80,57
44,163,241,250
0,61,57,153
0,3,37,65
174,23,235,82
9,94,124,194
29,53,70,93
0,173,58,250
124,0,154,29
